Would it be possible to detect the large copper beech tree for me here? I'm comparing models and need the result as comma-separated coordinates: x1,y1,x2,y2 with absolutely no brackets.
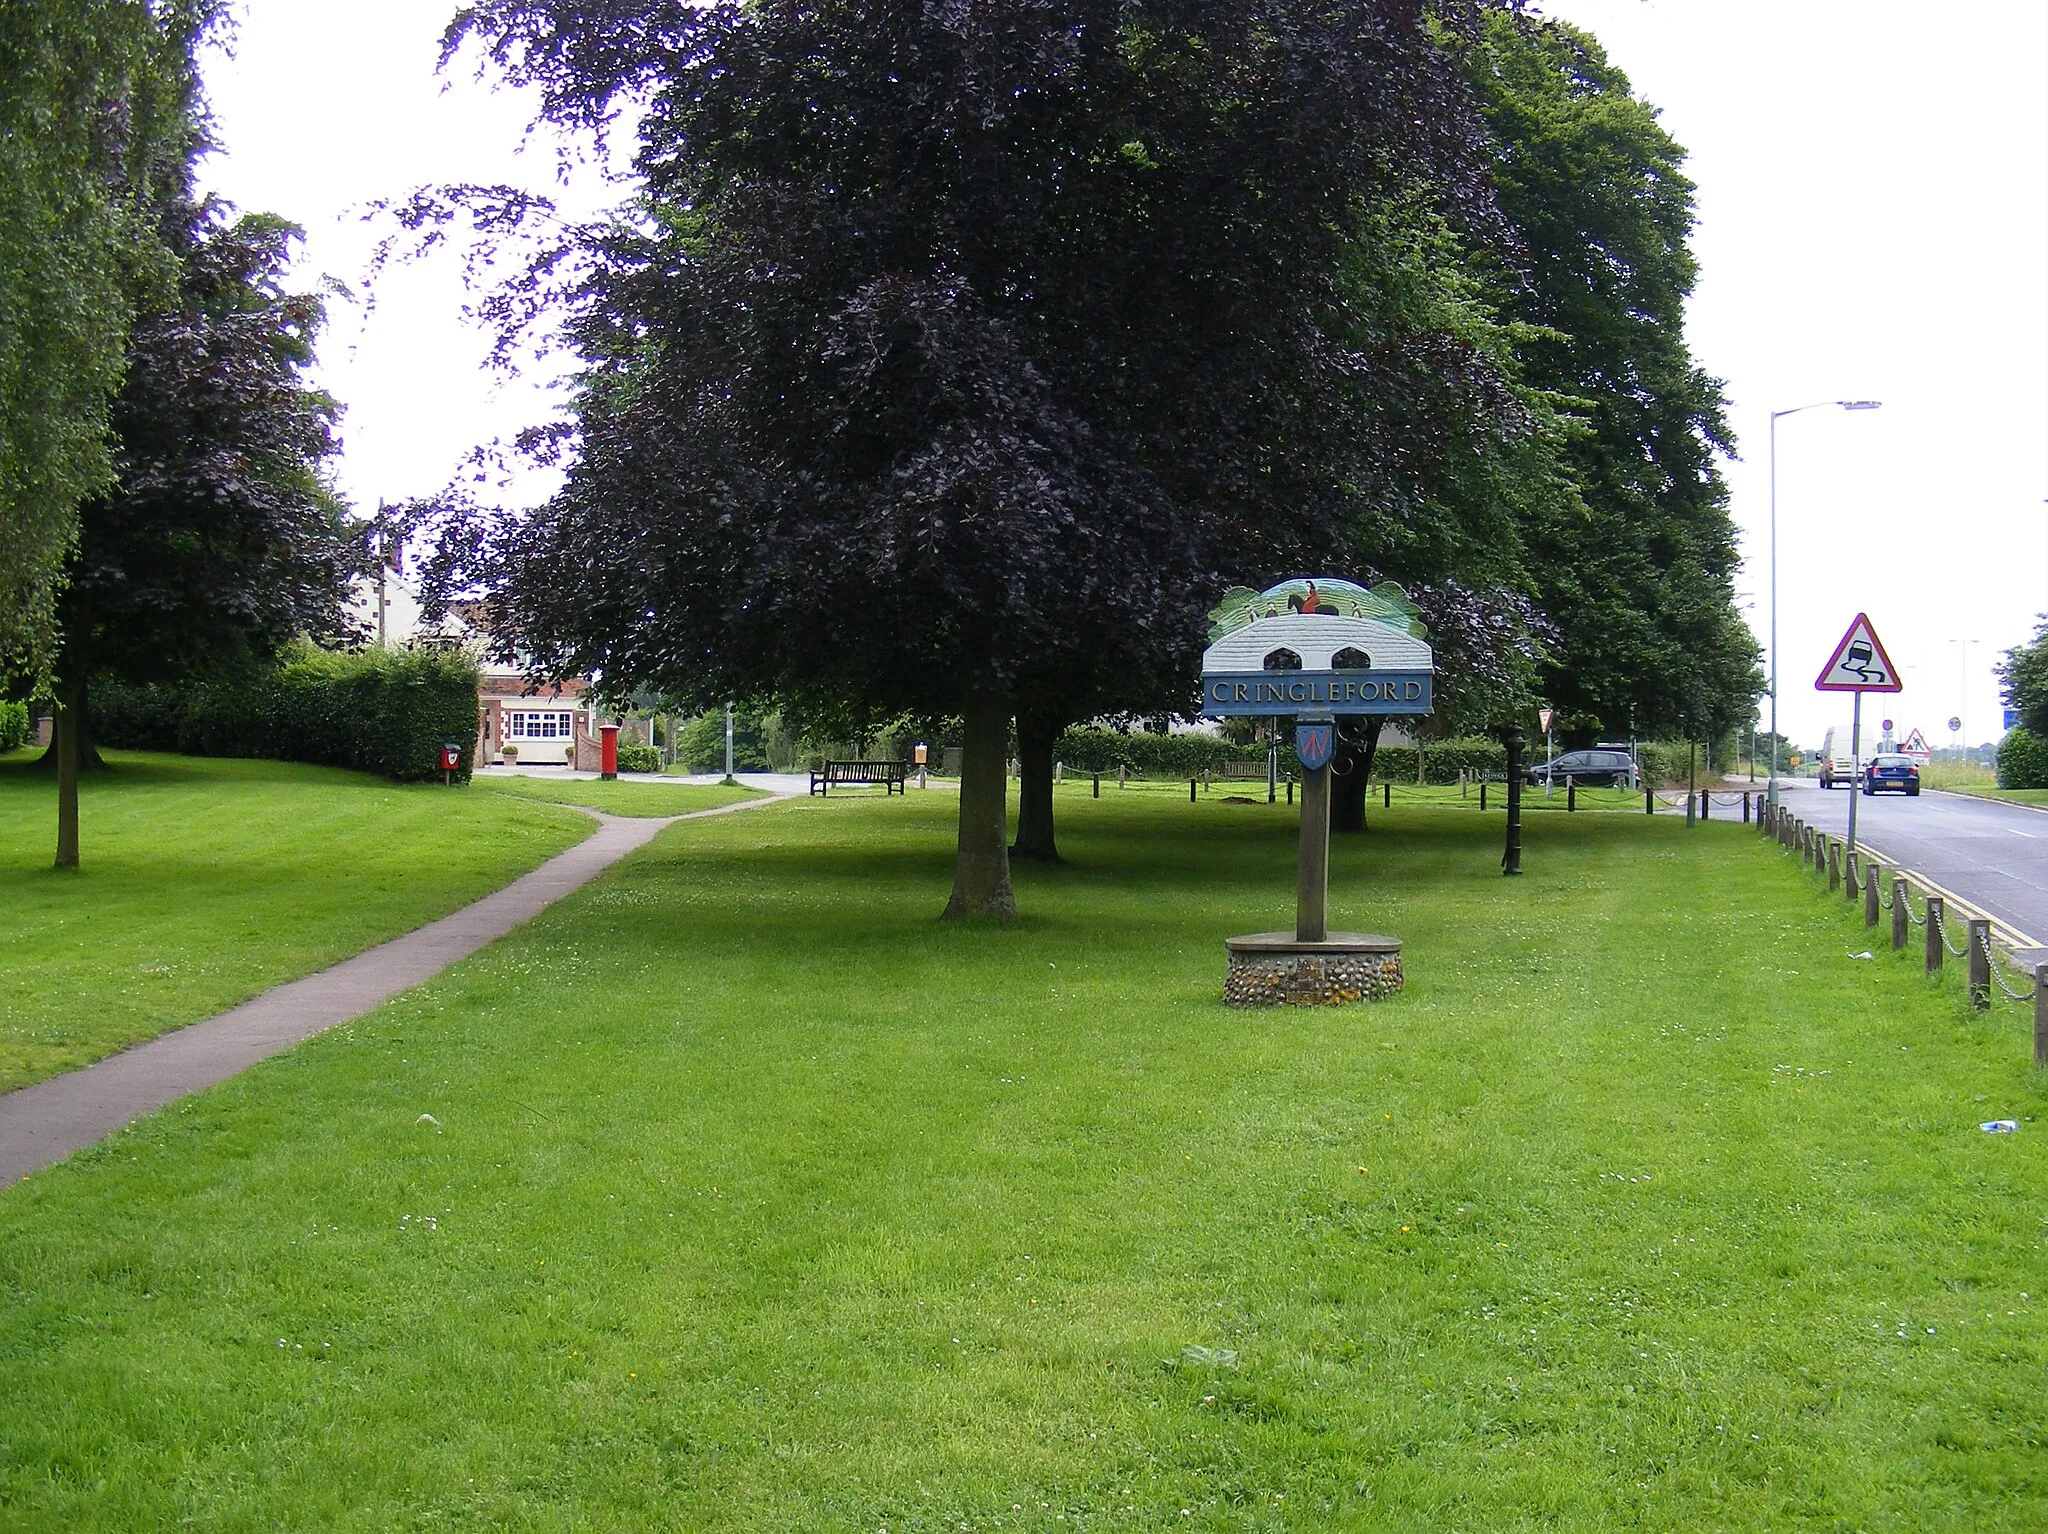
435,0,1515,918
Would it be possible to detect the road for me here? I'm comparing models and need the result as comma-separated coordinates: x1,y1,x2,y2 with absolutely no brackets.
1776,780,2048,955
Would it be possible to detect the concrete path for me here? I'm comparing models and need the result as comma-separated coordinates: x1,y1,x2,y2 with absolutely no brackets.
0,793,791,1187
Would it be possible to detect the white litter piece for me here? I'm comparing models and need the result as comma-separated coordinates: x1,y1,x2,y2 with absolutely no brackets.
1980,1120,2019,1134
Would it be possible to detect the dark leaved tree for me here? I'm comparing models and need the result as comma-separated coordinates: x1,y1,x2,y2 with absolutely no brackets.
431,0,1514,914
48,189,356,867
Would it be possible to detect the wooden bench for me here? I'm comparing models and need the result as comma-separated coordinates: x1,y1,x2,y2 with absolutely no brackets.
809,760,909,796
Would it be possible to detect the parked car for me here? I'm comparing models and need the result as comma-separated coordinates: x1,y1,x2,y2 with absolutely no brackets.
1526,747,1637,788
1862,753,1921,796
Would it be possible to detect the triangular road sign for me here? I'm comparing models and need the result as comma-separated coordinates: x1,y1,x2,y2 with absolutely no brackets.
1900,727,1930,757
1815,612,1902,693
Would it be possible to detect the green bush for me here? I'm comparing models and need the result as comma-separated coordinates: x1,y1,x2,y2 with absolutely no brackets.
1370,737,1505,784
677,710,771,772
0,701,28,753
613,742,660,774
1055,726,1240,777
1997,726,2048,789
94,643,483,783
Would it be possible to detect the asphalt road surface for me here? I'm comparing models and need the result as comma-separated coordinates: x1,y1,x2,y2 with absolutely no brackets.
1777,780,2048,954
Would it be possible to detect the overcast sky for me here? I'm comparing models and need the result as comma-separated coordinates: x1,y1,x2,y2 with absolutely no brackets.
196,1,2047,749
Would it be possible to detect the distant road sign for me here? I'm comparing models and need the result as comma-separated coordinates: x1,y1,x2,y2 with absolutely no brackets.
1815,613,1902,693
1950,716,1963,732
1901,728,1931,758
2007,708,2021,730
1881,718,1893,732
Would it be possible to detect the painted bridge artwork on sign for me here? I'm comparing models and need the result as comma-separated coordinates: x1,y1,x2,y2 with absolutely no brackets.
1200,577,1435,717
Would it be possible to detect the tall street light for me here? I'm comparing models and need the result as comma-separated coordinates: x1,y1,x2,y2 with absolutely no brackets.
1768,399,1882,806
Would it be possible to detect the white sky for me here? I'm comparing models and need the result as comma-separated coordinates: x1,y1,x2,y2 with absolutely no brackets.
197,1,2048,749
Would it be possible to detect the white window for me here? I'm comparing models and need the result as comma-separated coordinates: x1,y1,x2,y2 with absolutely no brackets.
507,711,575,740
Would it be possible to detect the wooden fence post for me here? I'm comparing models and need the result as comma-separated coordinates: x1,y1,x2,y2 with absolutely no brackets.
1968,920,1991,1011
1926,897,1944,976
2035,965,2048,1069
1645,785,1654,815
1845,850,1859,903
1892,877,1910,952
1743,792,1751,825
1828,840,1841,892
1865,863,1880,927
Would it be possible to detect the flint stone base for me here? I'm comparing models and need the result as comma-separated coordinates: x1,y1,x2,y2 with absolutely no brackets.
1223,932,1403,1007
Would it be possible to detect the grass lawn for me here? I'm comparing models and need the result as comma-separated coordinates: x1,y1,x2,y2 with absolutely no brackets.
0,753,592,1092
472,772,765,817
3,791,2045,1529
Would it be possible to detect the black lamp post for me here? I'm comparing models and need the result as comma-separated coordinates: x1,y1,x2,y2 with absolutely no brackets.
1500,727,1525,876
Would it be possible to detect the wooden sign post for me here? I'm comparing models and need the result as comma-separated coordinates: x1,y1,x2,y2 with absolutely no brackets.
1203,579,1435,1007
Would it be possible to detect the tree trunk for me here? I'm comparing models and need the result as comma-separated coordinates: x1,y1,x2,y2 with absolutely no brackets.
34,681,107,772
54,680,82,870
1011,713,1063,862
1330,716,1385,833
943,689,1017,920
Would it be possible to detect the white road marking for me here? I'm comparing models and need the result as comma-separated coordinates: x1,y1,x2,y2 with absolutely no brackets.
2010,829,2036,839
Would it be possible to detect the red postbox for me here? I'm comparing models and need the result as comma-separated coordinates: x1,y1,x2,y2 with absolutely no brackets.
599,722,620,781
439,742,462,786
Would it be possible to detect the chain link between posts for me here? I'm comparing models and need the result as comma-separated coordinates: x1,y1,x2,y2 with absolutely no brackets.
1768,808,2047,1007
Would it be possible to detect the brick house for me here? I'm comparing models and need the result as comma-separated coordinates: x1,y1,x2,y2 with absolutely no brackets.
476,672,604,769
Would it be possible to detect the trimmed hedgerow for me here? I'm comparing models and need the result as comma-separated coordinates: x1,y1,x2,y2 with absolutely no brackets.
1370,739,1506,784
95,643,482,783
613,743,661,774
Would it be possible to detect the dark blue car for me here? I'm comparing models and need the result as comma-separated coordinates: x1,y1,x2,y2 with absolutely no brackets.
1862,753,1921,797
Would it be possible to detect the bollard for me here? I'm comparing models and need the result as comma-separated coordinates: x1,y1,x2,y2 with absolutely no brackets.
1926,897,1944,976
1481,778,1489,812
1743,792,1751,825
1686,788,1696,828
1893,876,1910,952
1645,785,1654,815
1119,764,1127,789
1190,777,1197,803
2035,964,2048,1069
1844,850,1858,903
1865,863,1880,927
1828,841,1840,893
1701,789,1711,821
1384,781,1391,809
1287,778,1294,806
1093,772,1101,798
1568,778,1577,813
1968,920,1991,1011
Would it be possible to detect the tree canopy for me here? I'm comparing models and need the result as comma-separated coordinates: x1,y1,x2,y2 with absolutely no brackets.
0,0,212,684
431,0,1531,914
1465,13,1759,745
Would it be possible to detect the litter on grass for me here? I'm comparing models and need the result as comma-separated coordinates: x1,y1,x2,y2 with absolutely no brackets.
1980,1120,2019,1134
1849,951,1874,960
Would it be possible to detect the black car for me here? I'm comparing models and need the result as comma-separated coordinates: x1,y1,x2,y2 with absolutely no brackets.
1527,747,1637,788
1862,753,1921,796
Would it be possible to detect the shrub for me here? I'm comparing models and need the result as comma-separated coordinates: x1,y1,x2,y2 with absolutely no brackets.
0,701,28,753
1370,737,1504,784
614,742,660,774
94,643,483,783
1997,726,2048,789
677,710,771,772
1054,726,1238,777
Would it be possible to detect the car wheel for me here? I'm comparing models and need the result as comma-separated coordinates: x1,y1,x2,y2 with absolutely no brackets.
1907,785,1920,797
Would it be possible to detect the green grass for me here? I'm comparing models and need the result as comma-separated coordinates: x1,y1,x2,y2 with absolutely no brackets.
0,753,592,1091
472,772,765,817
3,793,2045,1529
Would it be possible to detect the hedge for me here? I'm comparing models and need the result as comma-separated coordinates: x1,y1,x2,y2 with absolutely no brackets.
1369,739,1505,784
1998,726,2048,789
94,643,483,783
0,701,28,753
1055,726,1242,777
614,742,661,774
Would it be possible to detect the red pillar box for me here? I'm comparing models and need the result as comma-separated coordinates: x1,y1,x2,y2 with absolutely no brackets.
598,723,620,780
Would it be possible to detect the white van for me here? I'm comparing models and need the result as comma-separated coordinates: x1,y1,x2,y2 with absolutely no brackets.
1818,726,1859,789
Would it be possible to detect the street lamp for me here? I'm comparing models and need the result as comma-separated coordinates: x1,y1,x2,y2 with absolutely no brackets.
1948,638,1978,755
1768,399,1882,807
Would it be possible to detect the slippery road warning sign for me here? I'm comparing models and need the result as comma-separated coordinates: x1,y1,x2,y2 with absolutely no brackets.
1815,613,1902,693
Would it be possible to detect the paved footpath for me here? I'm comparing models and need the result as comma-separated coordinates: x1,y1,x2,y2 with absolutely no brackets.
0,794,792,1187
